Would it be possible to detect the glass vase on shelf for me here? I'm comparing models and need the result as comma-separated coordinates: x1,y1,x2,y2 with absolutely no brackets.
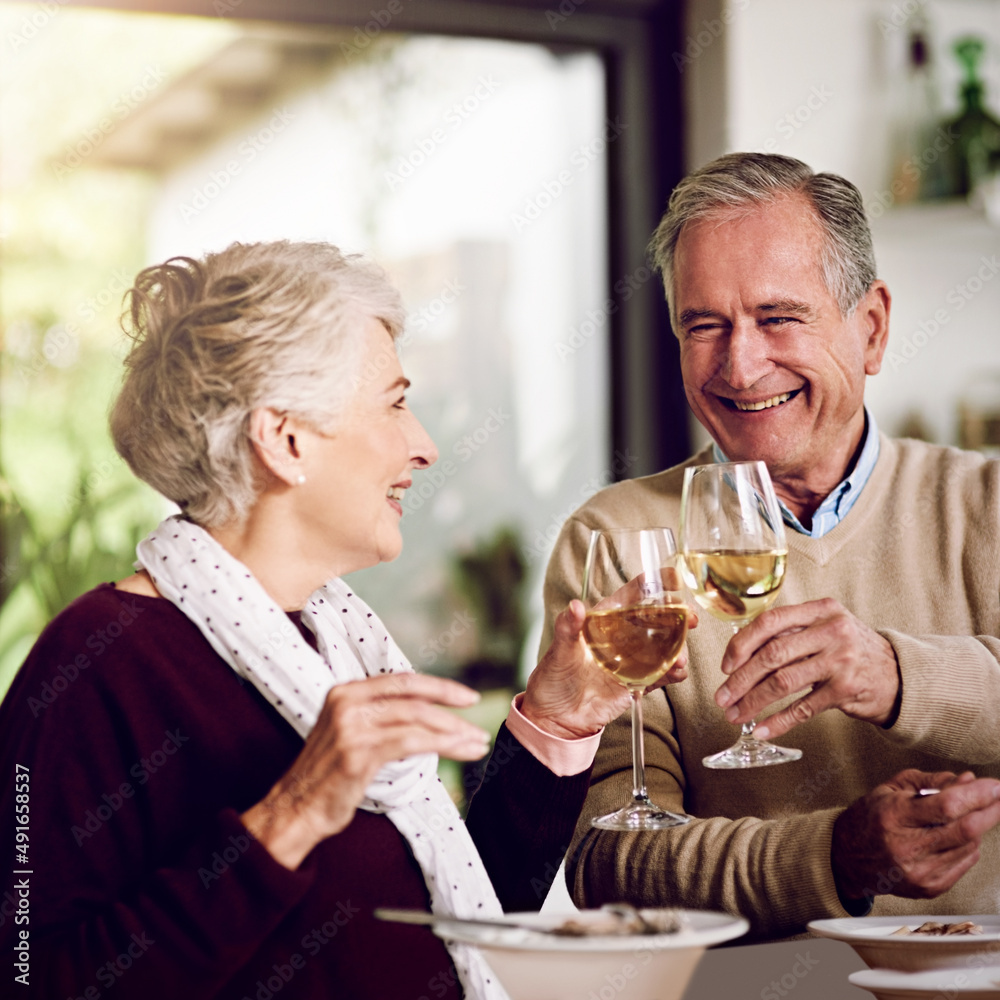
888,21,949,203
942,37,1000,199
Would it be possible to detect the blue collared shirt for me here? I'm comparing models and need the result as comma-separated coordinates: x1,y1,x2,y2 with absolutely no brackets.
711,409,880,538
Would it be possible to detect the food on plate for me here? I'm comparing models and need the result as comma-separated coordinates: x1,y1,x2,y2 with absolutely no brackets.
889,920,984,936
552,904,685,937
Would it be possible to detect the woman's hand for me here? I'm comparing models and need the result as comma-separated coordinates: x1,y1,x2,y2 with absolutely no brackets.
519,599,693,741
241,674,490,869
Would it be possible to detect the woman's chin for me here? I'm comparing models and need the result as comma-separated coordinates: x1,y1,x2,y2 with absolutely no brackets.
377,539,404,565
335,539,404,576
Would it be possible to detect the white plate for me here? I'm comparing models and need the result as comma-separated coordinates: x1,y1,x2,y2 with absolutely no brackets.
430,909,748,1000
808,916,1000,972
431,908,748,952
850,966,1000,999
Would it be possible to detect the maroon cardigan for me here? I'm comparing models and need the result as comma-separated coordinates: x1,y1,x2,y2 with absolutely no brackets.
0,584,591,998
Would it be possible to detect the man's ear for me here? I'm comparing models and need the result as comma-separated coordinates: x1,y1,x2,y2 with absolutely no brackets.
248,408,303,486
862,280,892,376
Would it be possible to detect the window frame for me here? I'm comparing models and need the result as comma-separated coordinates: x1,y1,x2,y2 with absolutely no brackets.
59,0,691,475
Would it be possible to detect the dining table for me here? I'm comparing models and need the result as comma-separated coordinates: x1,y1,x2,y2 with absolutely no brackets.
540,866,873,999
682,935,869,999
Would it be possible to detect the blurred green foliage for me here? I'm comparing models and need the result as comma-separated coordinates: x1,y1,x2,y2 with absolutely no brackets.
0,6,237,697
0,455,163,695
450,525,527,688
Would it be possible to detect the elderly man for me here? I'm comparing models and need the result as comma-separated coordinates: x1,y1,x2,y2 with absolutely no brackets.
542,152,1000,940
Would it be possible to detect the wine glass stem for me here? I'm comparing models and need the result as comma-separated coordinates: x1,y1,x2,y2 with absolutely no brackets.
733,621,758,741
630,689,650,804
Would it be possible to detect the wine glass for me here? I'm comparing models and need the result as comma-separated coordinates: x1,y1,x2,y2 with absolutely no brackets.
581,527,691,830
679,461,802,769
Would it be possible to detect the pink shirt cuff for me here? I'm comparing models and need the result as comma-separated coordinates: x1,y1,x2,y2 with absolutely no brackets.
505,693,603,777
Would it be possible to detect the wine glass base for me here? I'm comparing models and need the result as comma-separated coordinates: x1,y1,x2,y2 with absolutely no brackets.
592,800,691,831
702,738,802,770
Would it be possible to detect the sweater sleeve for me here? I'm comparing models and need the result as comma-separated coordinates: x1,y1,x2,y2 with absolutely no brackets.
875,444,1000,763
0,596,316,1000
879,630,1000,763
6,810,316,1000
564,703,855,941
465,724,592,913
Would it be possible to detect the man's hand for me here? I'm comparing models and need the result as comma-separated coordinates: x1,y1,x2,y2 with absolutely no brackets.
521,599,691,740
714,597,900,740
832,769,1000,902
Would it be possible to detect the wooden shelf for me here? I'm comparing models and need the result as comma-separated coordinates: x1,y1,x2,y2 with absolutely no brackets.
871,200,1000,252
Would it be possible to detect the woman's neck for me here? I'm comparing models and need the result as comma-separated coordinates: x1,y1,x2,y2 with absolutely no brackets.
207,504,334,611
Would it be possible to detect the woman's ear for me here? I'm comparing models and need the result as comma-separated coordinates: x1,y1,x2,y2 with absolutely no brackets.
248,408,304,486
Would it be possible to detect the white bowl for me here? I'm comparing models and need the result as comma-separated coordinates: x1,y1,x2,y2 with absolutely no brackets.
808,916,1000,973
431,908,748,1000
849,965,1000,999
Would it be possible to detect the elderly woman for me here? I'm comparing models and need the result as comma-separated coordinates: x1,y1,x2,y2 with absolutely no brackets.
0,241,687,1000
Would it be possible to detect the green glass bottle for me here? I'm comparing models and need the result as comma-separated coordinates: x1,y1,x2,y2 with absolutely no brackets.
944,37,1000,197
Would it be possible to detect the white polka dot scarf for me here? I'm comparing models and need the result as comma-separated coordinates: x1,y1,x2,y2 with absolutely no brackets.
136,516,507,1000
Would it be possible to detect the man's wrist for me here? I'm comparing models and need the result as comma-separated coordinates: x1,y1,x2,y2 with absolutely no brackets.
881,661,903,729
836,881,874,917
830,807,865,902
881,638,903,728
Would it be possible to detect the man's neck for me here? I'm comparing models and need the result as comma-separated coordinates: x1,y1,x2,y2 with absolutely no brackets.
771,420,869,529
771,480,835,530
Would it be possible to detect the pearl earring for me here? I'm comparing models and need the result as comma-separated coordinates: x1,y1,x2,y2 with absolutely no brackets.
296,474,306,485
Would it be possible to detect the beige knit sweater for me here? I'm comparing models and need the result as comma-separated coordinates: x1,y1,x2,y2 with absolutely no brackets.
541,435,1000,940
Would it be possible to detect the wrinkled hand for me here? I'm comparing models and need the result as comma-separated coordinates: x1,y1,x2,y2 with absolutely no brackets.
715,598,900,740
832,769,1000,902
520,599,691,740
241,674,490,869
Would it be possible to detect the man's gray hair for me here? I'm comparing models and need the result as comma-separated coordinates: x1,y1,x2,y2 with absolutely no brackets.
648,152,877,326
110,240,406,528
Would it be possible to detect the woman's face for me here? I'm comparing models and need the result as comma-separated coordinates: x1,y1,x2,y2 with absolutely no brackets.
298,318,438,575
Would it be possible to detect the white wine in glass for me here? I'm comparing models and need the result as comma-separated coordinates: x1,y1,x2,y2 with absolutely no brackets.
680,461,802,769
581,527,691,830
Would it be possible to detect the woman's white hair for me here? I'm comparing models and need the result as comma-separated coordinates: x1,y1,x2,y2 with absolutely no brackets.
110,240,405,528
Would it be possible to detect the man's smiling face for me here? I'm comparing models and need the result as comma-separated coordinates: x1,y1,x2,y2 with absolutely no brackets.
672,192,888,488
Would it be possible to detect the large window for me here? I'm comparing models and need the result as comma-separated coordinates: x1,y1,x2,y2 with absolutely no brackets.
0,10,614,728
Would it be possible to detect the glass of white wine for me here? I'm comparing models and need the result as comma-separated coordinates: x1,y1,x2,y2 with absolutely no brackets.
679,461,802,769
581,527,691,830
